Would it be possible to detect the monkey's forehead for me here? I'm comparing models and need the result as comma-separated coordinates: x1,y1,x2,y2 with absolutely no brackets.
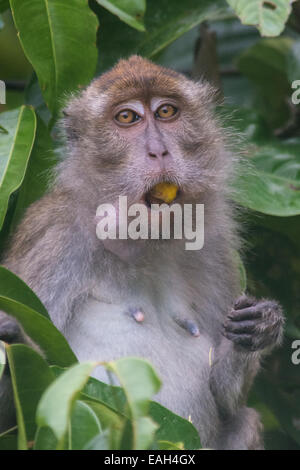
90,55,193,105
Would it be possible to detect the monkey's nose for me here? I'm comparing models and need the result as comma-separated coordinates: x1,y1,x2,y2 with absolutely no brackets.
148,150,169,159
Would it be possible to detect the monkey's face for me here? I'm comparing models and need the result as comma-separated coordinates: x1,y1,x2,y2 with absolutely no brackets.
64,56,228,211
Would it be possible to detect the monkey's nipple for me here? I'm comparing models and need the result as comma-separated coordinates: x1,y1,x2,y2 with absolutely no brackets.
146,182,178,205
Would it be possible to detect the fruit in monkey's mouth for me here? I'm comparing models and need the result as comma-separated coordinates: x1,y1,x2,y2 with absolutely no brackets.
145,182,179,206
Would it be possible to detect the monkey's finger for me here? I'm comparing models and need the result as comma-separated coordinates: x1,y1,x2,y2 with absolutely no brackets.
234,295,257,310
222,330,254,348
224,319,258,335
228,306,262,322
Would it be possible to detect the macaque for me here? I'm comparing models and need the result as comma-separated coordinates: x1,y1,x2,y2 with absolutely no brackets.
0,56,284,449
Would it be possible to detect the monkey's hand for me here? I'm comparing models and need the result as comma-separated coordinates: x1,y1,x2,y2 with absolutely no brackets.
223,295,284,352
0,311,26,345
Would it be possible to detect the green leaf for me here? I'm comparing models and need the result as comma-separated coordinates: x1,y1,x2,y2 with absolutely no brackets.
74,369,200,449
0,433,18,450
10,116,56,229
94,0,230,72
0,106,36,230
69,401,102,450
107,357,161,449
10,0,98,118
227,0,295,36
34,426,57,450
0,266,48,318
107,358,161,419
150,402,201,450
233,138,300,216
0,0,9,13
254,375,300,445
84,430,110,450
6,344,55,449
36,362,96,447
96,0,146,32
158,440,184,450
237,38,292,128
0,295,77,367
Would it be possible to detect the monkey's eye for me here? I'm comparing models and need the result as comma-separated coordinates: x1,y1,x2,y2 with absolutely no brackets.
115,109,141,125
155,104,178,120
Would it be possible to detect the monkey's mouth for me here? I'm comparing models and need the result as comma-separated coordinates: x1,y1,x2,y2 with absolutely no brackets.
143,182,180,208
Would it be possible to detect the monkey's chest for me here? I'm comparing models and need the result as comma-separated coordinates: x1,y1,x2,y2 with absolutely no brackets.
66,297,216,430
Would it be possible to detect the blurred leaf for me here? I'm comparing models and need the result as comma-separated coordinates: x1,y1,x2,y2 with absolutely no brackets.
237,38,292,128
10,116,56,229
233,138,300,216
96,0,146,31
0,266,48,318
82,398,124,431
0,0,9,13
255,374,300,445
227,0,295,36
0,295,77,367
6,344,55,448
69,401,102,450
34,426,57,450
0,433,18,450
10,0,98,119
0,106,36,229
36,362,96,447
93,0,230,72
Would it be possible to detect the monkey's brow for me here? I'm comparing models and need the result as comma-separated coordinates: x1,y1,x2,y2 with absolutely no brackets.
109,91,185,109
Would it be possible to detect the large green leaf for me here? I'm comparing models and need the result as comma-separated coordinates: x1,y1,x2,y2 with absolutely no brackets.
36,362,96,448
0,296,77,367
0,266,48,318
93,0,230,72
6,344,55,449
227,0,295,36
96,0,146,31
233,138,300,216
10,116,56,229
0,106,36,230
10,0,98,118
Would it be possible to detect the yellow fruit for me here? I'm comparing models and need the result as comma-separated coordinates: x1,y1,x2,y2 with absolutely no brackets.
150,182,178,204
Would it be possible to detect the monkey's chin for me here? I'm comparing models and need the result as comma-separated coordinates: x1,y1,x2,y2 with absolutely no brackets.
102,238,151,263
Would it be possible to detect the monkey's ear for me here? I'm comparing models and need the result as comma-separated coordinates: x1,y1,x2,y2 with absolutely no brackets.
61,99,82,142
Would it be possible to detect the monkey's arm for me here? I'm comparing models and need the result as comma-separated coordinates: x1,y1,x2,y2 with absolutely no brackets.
1,191,94,332
0,312,43,432
209,295,284,416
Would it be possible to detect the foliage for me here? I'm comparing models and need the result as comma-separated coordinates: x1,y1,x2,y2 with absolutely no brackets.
0,0,299,450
